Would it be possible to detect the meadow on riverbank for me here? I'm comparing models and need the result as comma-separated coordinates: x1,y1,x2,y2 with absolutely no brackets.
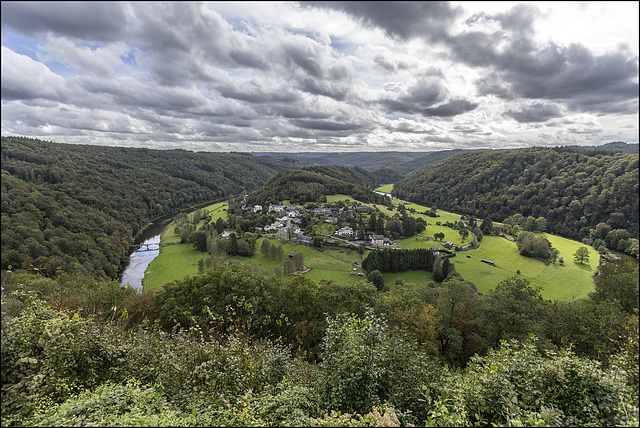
143,194,598,300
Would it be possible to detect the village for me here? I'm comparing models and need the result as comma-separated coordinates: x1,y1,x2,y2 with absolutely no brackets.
238,201,457,257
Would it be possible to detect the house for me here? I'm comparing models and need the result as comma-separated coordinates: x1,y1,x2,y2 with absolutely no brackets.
313,206,332,215
371,235,392,246
481,259,496,266
371,235,385,246
289,252,295,258
294,234,313,246
220,231,231,239
277,226,300,240
431,246,440,256
443,241,454,249
253,205,263,212
325,216,337,223
336,226,354,237
355,206,370,212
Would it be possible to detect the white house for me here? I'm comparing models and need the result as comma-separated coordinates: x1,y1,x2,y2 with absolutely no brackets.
336,226,354,237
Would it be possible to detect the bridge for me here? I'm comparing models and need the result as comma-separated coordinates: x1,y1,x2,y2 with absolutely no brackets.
132,242,160,251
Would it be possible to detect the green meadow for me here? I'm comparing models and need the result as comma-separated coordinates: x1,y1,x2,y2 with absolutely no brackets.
143,187,598,301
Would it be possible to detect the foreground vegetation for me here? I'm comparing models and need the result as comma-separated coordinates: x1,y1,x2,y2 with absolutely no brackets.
2,258,638,427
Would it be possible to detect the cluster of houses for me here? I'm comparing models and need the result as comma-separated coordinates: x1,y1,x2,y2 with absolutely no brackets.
237,203,400,247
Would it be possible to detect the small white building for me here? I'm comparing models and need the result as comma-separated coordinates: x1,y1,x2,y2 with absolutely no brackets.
336,226,354,237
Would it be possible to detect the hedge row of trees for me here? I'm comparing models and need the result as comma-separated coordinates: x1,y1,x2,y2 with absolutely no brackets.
363,248,436,274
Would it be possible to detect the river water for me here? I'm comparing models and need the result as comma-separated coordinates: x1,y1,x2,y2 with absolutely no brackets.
120,218,170,292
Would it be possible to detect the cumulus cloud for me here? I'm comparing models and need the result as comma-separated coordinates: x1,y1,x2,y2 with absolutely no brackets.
1,47,67,101
1,1,637,151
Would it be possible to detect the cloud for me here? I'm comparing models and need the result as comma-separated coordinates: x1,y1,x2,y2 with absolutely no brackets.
505,102,564,123
1,47,67,101
1,1,129,42
305,1,462,41
1,2,638,151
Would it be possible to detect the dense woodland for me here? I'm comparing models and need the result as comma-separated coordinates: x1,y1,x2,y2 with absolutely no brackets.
1,137,639,426
244,166,392,207
1,137,302,278
393,147,639,257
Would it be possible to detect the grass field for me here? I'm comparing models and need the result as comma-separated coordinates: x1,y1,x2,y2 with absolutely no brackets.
453,235,597,300
142,244,202,290
143,188,599,301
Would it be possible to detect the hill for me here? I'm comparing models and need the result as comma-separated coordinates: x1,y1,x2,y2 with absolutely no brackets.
245,165,392,206
252,149,473,176
597,141,640,154
393,146,639,257
253,142,638,177
1,136,301,278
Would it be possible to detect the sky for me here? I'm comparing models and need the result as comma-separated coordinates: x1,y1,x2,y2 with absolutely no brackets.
1,1,638,153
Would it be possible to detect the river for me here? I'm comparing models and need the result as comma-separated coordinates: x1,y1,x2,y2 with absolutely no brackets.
120,218,171,292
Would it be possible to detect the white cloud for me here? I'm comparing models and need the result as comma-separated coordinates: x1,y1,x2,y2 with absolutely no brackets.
1,1,638,151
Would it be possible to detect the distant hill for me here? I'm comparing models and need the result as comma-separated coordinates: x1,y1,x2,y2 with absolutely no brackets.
595,141,639,154
252,149,475,176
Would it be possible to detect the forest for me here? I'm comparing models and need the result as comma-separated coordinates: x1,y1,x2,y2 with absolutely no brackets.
393,147,639,257
244,166,392,207
1,136,301,278
1,137,639,426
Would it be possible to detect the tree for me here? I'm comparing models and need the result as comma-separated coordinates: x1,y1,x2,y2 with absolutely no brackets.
481,218,493,234
215,217,225,234
260,238,272,256
573,246,590,264
293,251,304,271
367,269,385,291
188,230,208,252
459,228,469,242
402,216,417,237
386,219,402,239
367,212,377,232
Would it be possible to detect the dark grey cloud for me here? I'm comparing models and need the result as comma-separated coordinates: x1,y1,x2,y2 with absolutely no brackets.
505,102,563,123
313,1,638,117
303,1,462,41
421,99,478,118
466,3,540,35
378,74,477,118
289,119,364,132
1,1,128,42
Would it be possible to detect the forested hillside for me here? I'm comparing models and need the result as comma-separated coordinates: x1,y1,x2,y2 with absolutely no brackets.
2,138,638,427
1,137,300,278
254,149,473,175
245,166,392,206
393,146,639,255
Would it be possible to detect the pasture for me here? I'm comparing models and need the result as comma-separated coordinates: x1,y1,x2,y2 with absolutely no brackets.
144,188,598,301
